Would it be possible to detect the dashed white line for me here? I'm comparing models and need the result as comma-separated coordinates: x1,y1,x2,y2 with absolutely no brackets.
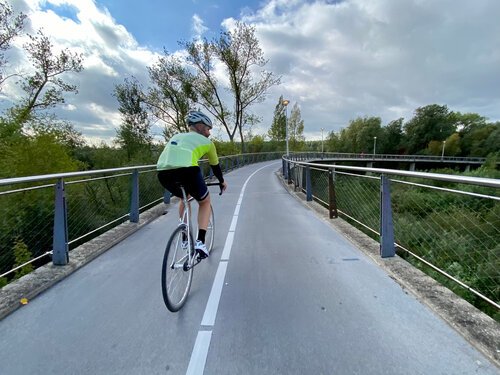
221,232,234,261
186,331,212,375
186,162,279,375
201,261,228,326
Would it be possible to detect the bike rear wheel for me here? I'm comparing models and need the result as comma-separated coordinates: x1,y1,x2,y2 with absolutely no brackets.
161,225,194,312
205,205,215,253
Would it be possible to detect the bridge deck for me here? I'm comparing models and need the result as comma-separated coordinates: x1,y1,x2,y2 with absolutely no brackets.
0,161,497,374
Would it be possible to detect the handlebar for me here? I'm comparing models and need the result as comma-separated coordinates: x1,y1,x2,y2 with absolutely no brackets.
206,181,224,195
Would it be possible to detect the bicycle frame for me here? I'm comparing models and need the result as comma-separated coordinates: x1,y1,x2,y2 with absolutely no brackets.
169,182,221,271
169,186,196,271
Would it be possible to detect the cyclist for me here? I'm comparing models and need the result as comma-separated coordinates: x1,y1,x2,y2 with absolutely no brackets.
157,110,227,258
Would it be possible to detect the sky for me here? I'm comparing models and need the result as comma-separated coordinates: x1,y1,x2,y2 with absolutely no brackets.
2,0,500,144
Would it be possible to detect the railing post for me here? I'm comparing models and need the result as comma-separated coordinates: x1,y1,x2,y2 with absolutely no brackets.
328,168,338,219
306,166,312,201
130,169,139,223
293,165,299,190
53,178,68,265
380,175,395,258
287,161,292,184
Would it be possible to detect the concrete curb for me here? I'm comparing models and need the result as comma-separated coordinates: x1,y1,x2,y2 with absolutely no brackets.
277,172,500,368
0,202,173,321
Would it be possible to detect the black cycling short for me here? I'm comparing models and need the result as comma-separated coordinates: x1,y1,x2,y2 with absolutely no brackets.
157,166,209,201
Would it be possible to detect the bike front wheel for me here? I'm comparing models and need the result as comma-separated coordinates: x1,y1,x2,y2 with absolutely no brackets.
161,226,194,312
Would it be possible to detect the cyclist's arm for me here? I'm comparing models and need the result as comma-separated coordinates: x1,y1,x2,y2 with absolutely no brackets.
210,163,224,183
207,142,226,191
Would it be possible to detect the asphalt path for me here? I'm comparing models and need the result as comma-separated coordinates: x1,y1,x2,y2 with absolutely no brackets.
0,160,497,375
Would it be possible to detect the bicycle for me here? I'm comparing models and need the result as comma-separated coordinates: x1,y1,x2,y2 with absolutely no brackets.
161,182,222,312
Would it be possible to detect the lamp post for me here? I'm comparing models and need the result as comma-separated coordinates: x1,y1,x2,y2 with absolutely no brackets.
441,140,446,160
282,99,290,156
373,136,377,155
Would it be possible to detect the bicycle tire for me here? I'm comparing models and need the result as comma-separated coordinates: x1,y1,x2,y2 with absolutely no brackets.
161,225,194,312
205,205,215,253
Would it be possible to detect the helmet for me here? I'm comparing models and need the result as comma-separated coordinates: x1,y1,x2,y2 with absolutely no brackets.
186,111,213,129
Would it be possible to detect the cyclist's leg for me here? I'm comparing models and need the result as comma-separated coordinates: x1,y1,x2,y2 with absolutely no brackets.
197,195,211,231
158,169,188,223
184,167,211,257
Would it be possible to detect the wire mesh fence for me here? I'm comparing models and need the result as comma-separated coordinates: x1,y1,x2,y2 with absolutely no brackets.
0,185,55,283
66,173,132,249
391,178,500,315
286,159,499,319
335,172,380,233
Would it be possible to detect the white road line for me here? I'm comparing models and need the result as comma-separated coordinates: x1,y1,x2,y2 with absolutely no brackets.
229,215,238,232
221,232,234,261
201,261,228,326
186,331,212,375
187,161,279,375
234,204,241,216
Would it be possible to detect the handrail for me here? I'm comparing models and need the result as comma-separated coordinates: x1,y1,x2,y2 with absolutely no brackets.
285,157,500,189
0,151,284,187
0,165,156,187
289,152,487,163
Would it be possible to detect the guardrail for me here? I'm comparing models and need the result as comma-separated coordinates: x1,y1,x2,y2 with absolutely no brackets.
282,156,499,315
288,152,488,164
0,152,282,285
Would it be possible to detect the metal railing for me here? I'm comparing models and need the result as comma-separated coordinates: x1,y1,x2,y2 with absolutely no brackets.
282,156,500,315
288,152,487,164
0,152,282,285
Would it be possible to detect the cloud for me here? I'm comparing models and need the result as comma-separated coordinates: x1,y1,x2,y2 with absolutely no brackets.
2,0,499,144
242,0,500,137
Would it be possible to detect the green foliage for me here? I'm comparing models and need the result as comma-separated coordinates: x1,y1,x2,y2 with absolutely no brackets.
336,116,382,153
13,238,33,279
113,78,153,161
268,95,286,142
145,53,195,136
380,118,403,154
0,132,82,178
247,134,265,153
212,139,241,156
403,104,456,154
0,277,6,288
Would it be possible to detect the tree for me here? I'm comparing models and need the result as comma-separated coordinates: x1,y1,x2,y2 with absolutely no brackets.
403,104,455,154
288,103,305,151
381,118,403,154
0,1,26,87
325,131,340,152
247,134,265,153
483,123,500,156
182,22,280,149
268,95,286,142
338,116,382,153
113,78,152,161
145,52,197,139
0,132,82,178
7,30,83,126
445,133,461,156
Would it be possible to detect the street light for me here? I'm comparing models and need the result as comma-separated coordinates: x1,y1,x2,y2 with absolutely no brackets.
282,99,290,156
441,140,446,160
373,136,377,155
